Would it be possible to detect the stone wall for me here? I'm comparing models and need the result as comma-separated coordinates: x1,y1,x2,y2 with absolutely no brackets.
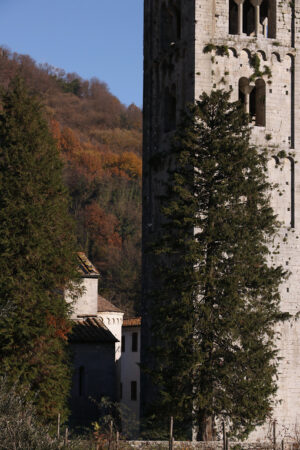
142,0,300,440
128,441,298,450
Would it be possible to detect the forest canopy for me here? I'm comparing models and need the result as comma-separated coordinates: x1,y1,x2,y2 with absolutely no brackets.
0,46,142,316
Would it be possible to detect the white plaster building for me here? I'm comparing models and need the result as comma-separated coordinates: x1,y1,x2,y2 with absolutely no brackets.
97,295,124,363
98,295,124,401
67,252,100,319
67,253,119,427
142,0,300,440
120,318,141,437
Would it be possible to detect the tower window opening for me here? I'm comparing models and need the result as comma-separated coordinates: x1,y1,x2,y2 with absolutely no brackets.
260,0,276,38
255,79,266,127
164,85,177,132
243,0,255,36
229,0,238,35
239,77,265,127
239,77,251,113
239,89,246,108
250,86,256,120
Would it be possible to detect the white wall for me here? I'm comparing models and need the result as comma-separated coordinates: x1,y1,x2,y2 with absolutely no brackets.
98,311,124,362
120,326,140,437
66,277,99,319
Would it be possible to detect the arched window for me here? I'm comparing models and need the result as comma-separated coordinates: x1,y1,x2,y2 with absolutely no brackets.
229,0,238,35
239,77,251,112
239,77,265,126
79,366,85,397
164,85,176,132
243,0,255,36
249,85,256,120
255,79,266,127
260,0,276,38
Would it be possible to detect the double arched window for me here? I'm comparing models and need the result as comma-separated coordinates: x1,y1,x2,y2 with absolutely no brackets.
229,0,276,38
239,77,266,126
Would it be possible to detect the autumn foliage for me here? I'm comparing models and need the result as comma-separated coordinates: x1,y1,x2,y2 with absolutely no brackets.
0,47,142,315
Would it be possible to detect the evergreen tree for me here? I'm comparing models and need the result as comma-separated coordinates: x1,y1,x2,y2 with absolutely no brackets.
0,78,79,425
148,90,288,439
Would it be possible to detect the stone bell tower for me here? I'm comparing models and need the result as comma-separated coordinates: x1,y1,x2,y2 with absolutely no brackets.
142,0,300,439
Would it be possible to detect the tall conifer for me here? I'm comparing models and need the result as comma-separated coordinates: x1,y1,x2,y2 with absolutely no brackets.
0,78,79,424
148,90,288,439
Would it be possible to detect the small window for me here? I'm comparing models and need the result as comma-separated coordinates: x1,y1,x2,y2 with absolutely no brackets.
131,381,137,401
132,332,138,352
122,335,125,352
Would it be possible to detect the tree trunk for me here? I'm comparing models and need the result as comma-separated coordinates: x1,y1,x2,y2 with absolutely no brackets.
197,416,215,441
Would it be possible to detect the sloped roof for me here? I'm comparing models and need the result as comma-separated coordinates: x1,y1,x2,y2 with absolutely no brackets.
69,317,117,343
98,295,123,313
123,317,141,327
77,252,99,277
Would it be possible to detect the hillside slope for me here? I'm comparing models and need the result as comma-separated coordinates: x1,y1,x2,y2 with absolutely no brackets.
0,47,142,315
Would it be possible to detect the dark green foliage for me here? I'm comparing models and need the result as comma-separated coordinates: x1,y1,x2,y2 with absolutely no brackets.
0,78,80,425
55,77,82,96
148,90,288,439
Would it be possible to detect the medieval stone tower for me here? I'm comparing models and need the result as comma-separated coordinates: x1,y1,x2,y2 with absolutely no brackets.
142,0,300,439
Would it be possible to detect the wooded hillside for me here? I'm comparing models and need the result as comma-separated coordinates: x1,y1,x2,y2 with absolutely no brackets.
0,47,142,316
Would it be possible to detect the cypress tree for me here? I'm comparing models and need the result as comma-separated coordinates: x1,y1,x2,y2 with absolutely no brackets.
0,78,79,424
148,90,288,439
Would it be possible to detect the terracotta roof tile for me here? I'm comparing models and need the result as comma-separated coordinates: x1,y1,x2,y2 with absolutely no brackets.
123,317,141,327
98,295,123,313
77,252,99,277
69,317,117,343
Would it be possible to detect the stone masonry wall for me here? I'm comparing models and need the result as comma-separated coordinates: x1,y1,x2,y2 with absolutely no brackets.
142,0,300,440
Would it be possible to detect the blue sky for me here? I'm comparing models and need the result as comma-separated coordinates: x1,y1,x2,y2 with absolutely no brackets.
0,0,143,107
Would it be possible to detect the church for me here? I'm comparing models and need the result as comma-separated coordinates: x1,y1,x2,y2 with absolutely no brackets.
142,0,300,440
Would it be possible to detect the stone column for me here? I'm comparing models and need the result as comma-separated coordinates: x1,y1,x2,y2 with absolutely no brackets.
262,17,268,38
250,0,263,36
239,81,255,114
234,0,245,35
